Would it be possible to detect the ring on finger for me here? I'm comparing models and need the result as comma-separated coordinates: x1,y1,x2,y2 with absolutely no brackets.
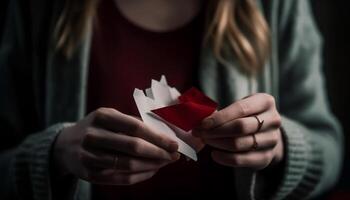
251,134,258,150
254,115,264,133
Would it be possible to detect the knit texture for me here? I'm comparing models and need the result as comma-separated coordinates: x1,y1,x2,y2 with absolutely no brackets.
272,117,323,199
14,123,69,200
0,0,343,200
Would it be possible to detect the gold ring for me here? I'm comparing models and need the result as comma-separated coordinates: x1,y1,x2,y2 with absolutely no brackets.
252,134,258,150
254,115,264,133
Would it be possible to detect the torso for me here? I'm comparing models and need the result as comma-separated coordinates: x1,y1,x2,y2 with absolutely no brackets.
87,0,237,199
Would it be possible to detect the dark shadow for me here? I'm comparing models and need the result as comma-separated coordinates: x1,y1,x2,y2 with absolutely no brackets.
311,0,350,197
0,0,9,39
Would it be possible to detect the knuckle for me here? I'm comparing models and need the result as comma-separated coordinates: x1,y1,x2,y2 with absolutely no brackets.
129,138,143,154
272,113,282,128
129,120,142,134
85,127,97,140
236,101,249,116
264,94,276,107
83,128,98,147
94,107,110,118
93,108,117,123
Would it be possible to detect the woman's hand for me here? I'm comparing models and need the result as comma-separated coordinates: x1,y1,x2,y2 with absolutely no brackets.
193,93,284,170
53,108,180,185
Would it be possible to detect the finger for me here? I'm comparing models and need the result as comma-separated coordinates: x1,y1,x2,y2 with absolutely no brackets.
79,147,173,172
92,108,178,152
84,168,157,185
79,148,115,169
83,127,180,161
114,170,157,185
115,154,173,173
211,149,274,170
200,111,281,139
203,130,279,152
91,108,140,133
200,93,276,130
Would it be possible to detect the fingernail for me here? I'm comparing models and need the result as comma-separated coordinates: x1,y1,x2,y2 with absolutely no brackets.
168,141,179,152
201,118,215,130
171,152,181,161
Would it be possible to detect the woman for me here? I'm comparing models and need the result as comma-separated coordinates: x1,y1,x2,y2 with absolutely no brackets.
0,0,343,199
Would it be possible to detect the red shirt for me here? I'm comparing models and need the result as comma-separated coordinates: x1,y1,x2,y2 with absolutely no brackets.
87,0,236,199
87,0,199,116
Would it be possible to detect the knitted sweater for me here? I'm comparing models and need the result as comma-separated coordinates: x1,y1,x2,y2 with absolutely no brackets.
0,0,343,200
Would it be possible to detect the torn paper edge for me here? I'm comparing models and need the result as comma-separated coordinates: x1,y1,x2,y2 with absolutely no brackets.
133,88,197,161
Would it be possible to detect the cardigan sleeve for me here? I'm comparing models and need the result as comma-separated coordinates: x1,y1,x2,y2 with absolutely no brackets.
0,1,89,200
254,1,344,199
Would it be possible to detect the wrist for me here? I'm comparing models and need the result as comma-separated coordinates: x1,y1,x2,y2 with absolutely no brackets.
51,127,72,177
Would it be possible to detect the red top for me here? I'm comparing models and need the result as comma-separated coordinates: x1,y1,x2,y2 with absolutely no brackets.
87,0,236,199
87,0,199,116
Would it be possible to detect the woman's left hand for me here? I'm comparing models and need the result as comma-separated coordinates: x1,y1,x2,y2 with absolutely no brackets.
193,93,284,170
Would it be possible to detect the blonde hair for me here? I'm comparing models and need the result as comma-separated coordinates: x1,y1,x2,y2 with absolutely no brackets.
55,0,270,75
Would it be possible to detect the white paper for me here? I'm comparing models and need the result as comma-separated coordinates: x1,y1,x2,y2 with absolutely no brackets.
133,76,197,161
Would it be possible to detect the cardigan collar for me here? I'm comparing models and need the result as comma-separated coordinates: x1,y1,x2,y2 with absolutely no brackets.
43,0,265,124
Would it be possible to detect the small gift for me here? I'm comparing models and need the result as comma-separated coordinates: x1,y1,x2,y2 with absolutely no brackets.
133,76,217,160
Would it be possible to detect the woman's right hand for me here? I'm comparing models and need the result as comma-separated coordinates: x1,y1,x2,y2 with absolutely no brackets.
53,107,180,185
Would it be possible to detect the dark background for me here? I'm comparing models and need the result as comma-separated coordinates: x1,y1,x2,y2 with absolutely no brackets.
0,1,7,39
0,0,349,198
311,0,350,198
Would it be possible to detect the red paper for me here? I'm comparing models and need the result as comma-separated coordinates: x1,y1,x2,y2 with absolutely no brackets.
151,87,218,131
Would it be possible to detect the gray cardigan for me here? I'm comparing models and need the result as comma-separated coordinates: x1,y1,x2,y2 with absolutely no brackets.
0,0,343,199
